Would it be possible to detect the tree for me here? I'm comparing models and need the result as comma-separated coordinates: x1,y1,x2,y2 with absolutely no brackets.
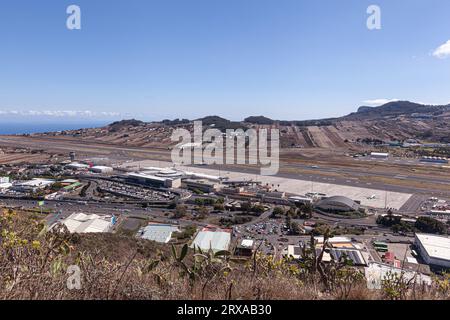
415,217,447,235
197,206,209,219
240,201,252,213
290,222,302,235
272,207,285,218
252,204,266,214
213,203,225,211
50,182,63,191
167,200,178,209
174,205,188,219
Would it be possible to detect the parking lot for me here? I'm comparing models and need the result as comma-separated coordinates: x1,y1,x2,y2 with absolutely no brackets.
98,181,176,201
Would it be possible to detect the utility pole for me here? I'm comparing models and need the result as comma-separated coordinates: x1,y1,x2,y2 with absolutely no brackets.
384,190,388,210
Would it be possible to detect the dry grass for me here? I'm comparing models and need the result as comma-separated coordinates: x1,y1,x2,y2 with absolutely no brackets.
1,209,449,300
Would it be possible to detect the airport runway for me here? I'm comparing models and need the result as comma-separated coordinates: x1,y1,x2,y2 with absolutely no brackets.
1,135,449,199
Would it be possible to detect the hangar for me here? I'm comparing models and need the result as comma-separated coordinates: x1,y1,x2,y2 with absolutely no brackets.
316,196,360,212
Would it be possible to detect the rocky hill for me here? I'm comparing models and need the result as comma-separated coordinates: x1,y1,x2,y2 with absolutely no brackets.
348,101,450,120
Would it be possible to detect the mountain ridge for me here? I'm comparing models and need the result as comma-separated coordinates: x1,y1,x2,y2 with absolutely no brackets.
118,101,449,125
28,100,450,149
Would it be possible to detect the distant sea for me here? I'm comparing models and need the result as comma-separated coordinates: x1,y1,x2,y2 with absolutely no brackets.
0,122,109,135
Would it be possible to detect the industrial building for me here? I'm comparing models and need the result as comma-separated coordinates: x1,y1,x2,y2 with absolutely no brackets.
284,236,367,264
365,262,432,290
12,178,54,192
420,156,449,164
66,162,90,170
190,227,231,253
0,177,10,184
414,233,450,269
284,244,367,266
316,196,360,213
127,172,182,189
328,249,367,266
284,245,303,260
90,166,114,174
59,213,112,234
288,196,313,205
314,236,353,245
139,223,180,243
0,182,12,191
234,239,255,257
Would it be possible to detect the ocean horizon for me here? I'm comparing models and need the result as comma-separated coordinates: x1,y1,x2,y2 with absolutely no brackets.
0,121,109,135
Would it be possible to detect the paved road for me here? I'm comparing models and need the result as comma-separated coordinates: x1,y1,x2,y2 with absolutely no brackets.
0,198,209,229
241,209,274,227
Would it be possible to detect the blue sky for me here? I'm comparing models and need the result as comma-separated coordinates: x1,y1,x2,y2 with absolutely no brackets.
0,0,449,122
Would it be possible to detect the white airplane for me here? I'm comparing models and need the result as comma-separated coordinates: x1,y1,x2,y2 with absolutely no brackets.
367,195,377,200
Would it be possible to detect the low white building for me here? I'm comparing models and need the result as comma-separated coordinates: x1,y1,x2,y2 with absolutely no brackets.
370,152,389,159
288,196,313,205
90,166,114,174
66,162,90,170
365,262,432,290
415,233,450,268
315,236,352,244
59,213,112,234
0,182,12,191
139,223,180,243
283,245,303,260
0,177,10,184
12,178,54,192
127,172,182,188
191,228,231,253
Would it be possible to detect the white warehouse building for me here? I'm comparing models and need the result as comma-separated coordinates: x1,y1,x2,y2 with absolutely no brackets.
90,166,114,174
59,213,112,234
191,228,231,253
370,152,389,159
12,178,54,192
415,233,450,269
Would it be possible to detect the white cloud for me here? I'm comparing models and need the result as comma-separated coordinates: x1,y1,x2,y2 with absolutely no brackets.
0,110,121,117
362,99,399,106
432,40,450,59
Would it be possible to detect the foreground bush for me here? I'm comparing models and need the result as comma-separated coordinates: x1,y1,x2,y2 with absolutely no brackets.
0,209,449,300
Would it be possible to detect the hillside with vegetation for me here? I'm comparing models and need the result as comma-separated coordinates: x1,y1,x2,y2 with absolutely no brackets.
1,209,449,300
